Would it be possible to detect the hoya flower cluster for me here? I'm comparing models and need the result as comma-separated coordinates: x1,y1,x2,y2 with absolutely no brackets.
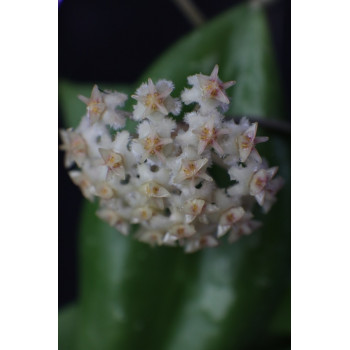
60,65,283,253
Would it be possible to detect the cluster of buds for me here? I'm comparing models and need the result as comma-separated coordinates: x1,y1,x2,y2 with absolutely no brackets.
60,65,283,253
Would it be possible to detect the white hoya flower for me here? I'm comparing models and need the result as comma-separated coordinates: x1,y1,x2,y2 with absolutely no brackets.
96,207,130,236
181,64,235,113
192,118,230,156
163,224,196,245
139,180,170,210
249,166,279,206
100,90,128,129
136,230,164,246
78,85,127,127
181,198,218,224
131,78,181,120
227,212,262,243
175,112,229,156
110,130,135,169
261,176,284,213
227,157,262,197
79,120,112,160
237,123,268,163
173,158,213,184
78,85,106,124
122,184,148,208
221,117,268,165
60,65,283,253
217,206,245,238
94,181,116,200
131,206,154,224
137,163,170,187
132,121,173,163
228,160,280,207
59,129,87,167
68,170,95,201
184,233,219,253
168,181,217,221
98,148,126,181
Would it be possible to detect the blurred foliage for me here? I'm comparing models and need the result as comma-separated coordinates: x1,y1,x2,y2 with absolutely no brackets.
58,304,77,350
59,3,290,350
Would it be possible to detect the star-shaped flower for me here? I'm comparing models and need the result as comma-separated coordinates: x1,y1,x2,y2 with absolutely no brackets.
237,123,268,163
139,181,170,209
98,148,126,180
249,167,278,205
217,206,245,238
192,119,230,156
260,176,284,213
59,129,87,167
78,85,106,124
94,181,116,200
132,79,181,120
135,130,172,162
140,181,170,198
79,86,128,128
182,198,218,224
131,206,154,223
181,65,235,112
227,213,262,243
197,65,235,104
163,223,196,245
174,158,213,183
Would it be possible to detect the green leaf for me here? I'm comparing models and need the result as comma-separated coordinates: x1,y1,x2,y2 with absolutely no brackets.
59,3,290,350
138,4,282,119
58,304,78,350
268,287,291,336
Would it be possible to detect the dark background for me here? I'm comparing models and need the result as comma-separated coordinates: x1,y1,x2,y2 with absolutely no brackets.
58,0,290,308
